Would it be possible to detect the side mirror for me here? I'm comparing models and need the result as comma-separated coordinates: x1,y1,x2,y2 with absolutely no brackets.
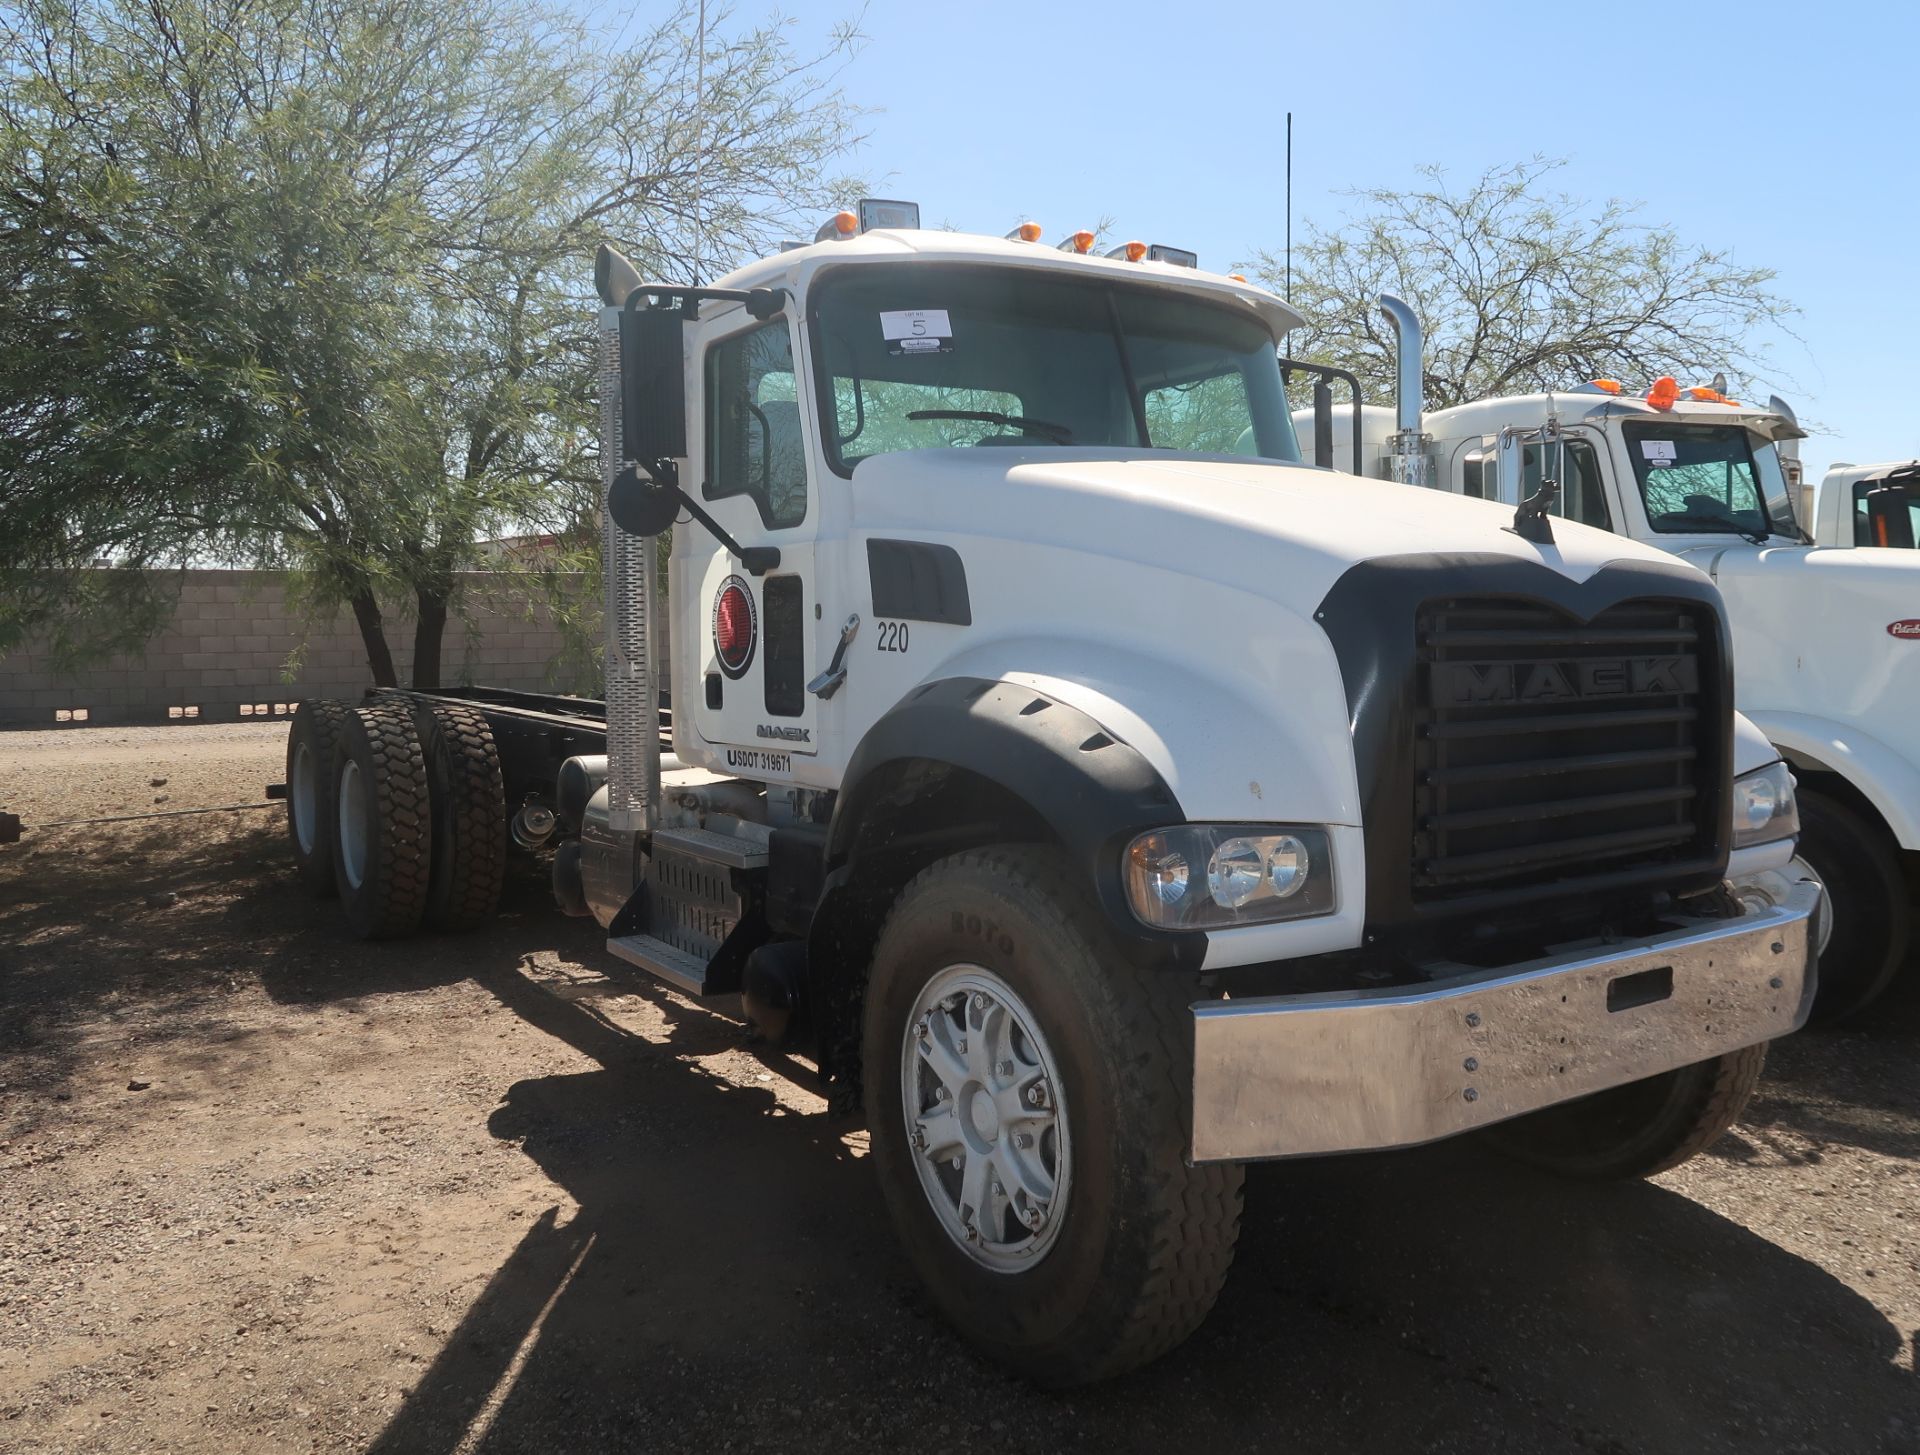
620,304,686,471
608,463,680,537
1311,378,1334,469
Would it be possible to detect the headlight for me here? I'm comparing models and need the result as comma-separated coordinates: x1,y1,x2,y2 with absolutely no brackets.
1124,825,1335,930
1731,761,1799,849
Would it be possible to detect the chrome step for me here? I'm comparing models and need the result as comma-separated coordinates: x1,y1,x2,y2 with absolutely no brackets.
606,933,718,997
651,824,769,869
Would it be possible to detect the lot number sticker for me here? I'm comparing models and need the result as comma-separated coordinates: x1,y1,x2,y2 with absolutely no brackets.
1641,439,1677,466
880,309,952,356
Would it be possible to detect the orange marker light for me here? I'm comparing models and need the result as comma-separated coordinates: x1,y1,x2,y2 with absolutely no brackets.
1007,221,1044,243
1686,385,1726,403
1058,230,1096,254
831,210,857,236
1646,376,1679,412
1105,240,1147,262
1229,273,1247,282
1589,378,1624,394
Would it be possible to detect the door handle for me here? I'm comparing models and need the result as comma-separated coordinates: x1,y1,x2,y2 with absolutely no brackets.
807,614,861,699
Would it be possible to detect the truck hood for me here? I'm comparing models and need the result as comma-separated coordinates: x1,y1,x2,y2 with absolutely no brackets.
850,447,1697,601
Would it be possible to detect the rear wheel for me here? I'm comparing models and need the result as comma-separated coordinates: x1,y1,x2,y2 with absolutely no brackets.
332,703,431,940
1484,1043,1766,1180
286,700,351,897
863,846,1242,1386
1796,790,1909,1022
410,700,506,931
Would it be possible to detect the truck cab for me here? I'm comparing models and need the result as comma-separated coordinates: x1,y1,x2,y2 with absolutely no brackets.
1810,460,1920,549
1301,301,1916,1019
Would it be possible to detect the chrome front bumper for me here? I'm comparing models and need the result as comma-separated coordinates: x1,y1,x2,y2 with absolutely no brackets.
1189,880,1819,1163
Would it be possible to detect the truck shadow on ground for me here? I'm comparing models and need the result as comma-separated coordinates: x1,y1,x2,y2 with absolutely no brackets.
364,955,1918,1455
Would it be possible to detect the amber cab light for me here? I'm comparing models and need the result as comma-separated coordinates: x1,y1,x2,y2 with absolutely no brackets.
1646,376,1679,412
1057,230,1096,254
1107,240,1148,262
1006,221,1044,243
1589,378,1624,394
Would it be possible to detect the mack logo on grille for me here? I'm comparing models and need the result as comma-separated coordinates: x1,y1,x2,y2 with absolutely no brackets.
1431,655,1698,706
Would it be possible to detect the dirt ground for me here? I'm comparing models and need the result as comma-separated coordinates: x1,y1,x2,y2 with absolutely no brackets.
2,723,1916,1455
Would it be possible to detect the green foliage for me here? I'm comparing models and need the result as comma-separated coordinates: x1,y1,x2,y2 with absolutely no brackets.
1251,158,1797,412
0,0,863,680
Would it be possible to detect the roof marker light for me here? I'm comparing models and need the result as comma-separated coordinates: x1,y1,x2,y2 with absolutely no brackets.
1148,244,1198,268
814,209,858,243
1646,376,1678,412
1107,240,1148,262
1589,378,1624,394
1006,221,1044,242
1229,273,1247,282
1057,230,1096,254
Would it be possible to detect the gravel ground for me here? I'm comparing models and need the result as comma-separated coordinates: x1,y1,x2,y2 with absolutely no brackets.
1,723,1916,1454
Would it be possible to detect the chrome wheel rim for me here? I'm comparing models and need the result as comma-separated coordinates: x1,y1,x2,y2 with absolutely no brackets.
1795,854,1834,958
900,964,1070,1272
291,742,318,856
337,759,368,891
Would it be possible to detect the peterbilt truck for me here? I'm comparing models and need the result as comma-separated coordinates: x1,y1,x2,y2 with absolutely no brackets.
1808,459,1920,549
284,206,1815,1384
1302,301,1911,1020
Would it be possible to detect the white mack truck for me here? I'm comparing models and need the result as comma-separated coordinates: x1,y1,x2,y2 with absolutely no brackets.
1303,302,1915,1021
282,205,1815,1384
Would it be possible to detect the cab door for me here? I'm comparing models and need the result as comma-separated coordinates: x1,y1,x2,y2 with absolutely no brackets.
680,310,821,780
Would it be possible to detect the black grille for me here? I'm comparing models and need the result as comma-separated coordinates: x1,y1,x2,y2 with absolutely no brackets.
1413,597,1719,907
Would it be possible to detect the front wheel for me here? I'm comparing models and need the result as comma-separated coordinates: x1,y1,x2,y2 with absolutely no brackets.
863,846,1242,1387
1484,1043,1766,1180
1796,790,1909,1023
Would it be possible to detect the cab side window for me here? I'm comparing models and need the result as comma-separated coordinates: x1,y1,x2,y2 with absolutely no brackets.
1458,441,1612,529
706,322,806,529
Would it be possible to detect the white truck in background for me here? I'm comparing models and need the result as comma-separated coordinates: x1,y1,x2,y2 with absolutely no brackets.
1808,459,1920,549
1301,300,1915,1019
284,213,1816,1383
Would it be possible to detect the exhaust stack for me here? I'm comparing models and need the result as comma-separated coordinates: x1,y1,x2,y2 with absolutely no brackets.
597,295,661,836
1376,293,1432,487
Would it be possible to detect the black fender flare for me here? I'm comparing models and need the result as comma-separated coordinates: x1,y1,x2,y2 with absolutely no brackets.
825,676,1200,968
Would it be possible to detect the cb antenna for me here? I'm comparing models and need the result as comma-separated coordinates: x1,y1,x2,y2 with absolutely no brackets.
692,0,707,286
1285,111,1292,302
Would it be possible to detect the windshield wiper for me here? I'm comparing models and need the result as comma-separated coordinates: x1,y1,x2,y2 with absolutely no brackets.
1656,511,1770,546
905,409,1074,444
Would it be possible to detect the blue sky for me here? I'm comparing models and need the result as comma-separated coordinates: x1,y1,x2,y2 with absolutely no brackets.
709,0,1919,484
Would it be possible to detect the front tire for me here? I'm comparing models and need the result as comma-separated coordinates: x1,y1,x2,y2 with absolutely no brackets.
1796,790,1909,1023
1484,1043,1766,1180
863,846,1242,1386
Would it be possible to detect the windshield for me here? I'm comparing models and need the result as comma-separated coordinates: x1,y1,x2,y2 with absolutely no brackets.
809,265,1301,475
1622,422,1791,538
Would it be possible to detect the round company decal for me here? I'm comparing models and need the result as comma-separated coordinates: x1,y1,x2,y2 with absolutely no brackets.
712,575,757,678
1888,620,1920,640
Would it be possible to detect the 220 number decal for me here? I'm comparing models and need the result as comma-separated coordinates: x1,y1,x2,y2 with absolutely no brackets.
876,620,910,653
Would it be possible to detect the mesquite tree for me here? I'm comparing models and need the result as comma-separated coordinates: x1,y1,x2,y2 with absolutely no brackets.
1254,158,1797,413
0,0,862,683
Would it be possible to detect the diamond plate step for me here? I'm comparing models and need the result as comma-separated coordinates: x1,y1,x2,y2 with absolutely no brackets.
606,933,717,997
651,825,769,869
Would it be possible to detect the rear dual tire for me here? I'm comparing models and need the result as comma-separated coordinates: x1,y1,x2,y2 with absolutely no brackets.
322,699,507,940
287,700,352,897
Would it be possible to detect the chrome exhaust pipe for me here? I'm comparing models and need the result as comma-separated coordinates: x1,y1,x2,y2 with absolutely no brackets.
1376,292,1431,487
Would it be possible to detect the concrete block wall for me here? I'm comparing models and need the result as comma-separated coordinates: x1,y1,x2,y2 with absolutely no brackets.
0,570,596,727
